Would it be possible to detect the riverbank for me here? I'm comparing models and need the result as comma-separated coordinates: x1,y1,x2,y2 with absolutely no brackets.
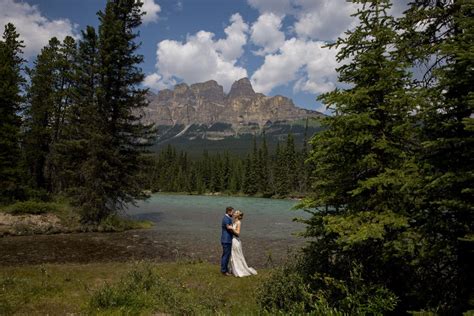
0,200,153,237
0,261,268,315
152,190,305,201
0,228,299,267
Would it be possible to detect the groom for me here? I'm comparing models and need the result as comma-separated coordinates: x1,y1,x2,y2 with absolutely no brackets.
221,206,235,276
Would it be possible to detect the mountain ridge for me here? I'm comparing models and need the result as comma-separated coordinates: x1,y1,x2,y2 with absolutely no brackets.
143,77,324,127
143,78,324,155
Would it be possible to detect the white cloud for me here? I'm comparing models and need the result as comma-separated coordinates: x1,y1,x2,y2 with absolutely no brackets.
293,0,359,41
145,14,249,92
251,38,340,95
143,73,177,91
141,0,161,24
0,0,78,58
250,13,285,55
295,46,340,94
214,13,248,62
248,0,407,42
246,0,410,97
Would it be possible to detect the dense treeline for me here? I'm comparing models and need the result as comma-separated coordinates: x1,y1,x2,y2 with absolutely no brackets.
0,0,153,223
141,132,312,197
258,0,473,314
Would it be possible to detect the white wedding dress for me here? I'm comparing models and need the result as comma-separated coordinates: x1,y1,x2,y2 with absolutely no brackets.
229,221,257,277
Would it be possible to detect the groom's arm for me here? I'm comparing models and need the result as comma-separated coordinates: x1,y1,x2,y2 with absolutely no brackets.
225,218,239,236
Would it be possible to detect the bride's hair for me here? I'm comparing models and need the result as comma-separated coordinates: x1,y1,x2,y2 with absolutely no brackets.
234,210,244,220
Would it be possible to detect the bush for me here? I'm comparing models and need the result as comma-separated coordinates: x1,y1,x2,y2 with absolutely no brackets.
89,262,194,314
4,201,60,215
257,265,313,313
95,214,153,232
257,259,398,315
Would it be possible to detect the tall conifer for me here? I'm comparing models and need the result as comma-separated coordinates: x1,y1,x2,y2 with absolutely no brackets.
0,23,25,202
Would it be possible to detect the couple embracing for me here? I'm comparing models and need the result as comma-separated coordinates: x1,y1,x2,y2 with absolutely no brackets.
220,206,257,277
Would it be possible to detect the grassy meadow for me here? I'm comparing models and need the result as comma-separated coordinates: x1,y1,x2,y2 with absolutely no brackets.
0,261,269,315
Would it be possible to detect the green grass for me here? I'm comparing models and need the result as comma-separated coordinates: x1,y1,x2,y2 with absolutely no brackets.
0,261,268,315
0,200,63,215
93,214,154,232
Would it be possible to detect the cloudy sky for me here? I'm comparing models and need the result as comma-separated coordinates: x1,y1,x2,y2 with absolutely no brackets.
0,0,408,112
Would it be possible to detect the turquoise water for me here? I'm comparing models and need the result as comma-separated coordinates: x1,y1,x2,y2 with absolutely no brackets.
126,193,308,240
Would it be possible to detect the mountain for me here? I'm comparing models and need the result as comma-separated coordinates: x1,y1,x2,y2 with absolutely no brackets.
143,78,324,156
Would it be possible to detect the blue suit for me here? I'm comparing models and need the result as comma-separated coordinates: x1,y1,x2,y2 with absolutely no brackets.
221,214,233,273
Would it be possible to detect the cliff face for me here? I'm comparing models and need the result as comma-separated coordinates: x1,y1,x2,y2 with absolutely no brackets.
144,78,323,127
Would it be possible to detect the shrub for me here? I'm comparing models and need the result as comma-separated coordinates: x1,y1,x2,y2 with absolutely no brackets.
4,201,60,215
89,262,193,314
257,263,314,313
258,259,398,315
96,214,153,232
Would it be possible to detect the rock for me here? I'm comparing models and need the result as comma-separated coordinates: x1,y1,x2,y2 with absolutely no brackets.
143,77,323,128
227,77,256,100
190,80,225,103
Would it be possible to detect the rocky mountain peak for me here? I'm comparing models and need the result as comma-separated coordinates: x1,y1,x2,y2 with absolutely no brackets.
191,80,224,103
190,79,219,90
144,78,323,127
173,83,190,94
227,77,255,99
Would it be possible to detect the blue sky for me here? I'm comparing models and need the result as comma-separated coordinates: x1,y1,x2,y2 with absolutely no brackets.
0,0,408,113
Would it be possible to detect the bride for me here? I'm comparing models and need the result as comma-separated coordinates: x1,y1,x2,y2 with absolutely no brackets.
228,210,257,277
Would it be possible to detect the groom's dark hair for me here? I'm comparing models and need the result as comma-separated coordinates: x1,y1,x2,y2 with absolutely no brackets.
226,206,234,214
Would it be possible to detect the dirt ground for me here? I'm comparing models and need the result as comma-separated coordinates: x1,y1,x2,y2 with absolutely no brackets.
0,229,304,268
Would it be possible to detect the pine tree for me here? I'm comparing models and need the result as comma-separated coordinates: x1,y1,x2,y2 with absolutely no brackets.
0,23,25,203
260,131,271,194
229,162,241,194
298,0,422,313
52,26,108,218
285,133,298,193
273,142,289,197
301,118,313,192
242,153,257,195
222,151,231,191
251,134,261,193
59,0,154,223
48,36,78,192
401,0,474,311
24,37,62,192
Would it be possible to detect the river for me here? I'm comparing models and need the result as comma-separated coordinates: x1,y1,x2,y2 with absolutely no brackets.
0,194,310,267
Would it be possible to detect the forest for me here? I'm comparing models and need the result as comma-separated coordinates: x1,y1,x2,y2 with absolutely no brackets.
0,0,472,314
141,133,312,197
0,0,154,223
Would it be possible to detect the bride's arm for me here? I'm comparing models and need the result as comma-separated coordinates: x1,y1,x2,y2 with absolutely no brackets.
234,222,241,235
226,223,240,237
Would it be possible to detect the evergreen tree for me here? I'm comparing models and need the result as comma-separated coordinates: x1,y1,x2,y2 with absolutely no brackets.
229,161,242,193
251,134,261,193
24,37,62,192
401,0,474,310
59,0,154,223
285,133,298,193
273,142,289,196
222,151,231,191
301,118,313,192
296,0,423,313
0,23,25,203
48,36,78,192
243,153,257,195
51,26,115,219
259,131,271,194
